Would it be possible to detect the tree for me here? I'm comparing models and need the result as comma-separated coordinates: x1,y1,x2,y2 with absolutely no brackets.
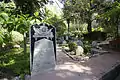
99,1,120,38
13,0,48,15
43,9,66,37
63,0,106,33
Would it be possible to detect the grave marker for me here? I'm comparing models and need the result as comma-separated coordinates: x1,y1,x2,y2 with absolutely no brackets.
29,23,56,76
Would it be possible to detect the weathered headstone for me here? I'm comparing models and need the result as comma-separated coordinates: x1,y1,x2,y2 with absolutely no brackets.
30,23,56,76
63,40,67,44
66,36,68,40
76,46,84,56
91,41,98,48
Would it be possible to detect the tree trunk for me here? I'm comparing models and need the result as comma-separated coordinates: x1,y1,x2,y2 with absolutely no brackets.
87,0,92,33
67,19,70,40
24,32,27,54
87,20,92,33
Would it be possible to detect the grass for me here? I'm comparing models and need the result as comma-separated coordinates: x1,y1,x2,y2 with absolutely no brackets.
0,48,30,79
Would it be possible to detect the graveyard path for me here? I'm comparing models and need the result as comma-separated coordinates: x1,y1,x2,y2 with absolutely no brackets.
31,47,120,80
56,48,75,65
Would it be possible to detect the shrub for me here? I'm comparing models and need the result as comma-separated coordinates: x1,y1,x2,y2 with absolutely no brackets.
11,31,23,44
83,41,91,55
68,42,78,52
0,28,11,50
83,45,91,55
0,28,5,45
0,34,3,45
0,48,30,78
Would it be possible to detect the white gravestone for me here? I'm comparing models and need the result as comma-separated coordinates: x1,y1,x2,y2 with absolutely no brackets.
30,24,56,76
32,39,55,76
76,46,84,56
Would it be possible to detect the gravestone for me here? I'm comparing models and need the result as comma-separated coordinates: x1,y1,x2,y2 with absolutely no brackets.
118,24,120,36
76,46,84,56
66,36,68,40
63,40,67,44
92,41,98,48
30,23,56,76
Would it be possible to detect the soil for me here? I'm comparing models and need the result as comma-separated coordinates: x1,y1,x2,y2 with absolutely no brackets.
0,67,15,79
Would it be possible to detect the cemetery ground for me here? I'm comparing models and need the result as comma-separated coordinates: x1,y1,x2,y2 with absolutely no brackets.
0,43,120,80
31,46,120,80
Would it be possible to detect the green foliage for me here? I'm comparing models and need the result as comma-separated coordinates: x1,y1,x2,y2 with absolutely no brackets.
0,35,4,45
0,2,42,50
0,28,12,47
0,11,32,48
0,28,4,45
11,31,23,44
68,42,78,52
0,12,9,21
69,23,87,38
99,1,120,38
83,41,91,55
0,2,40,34
63,0,90,22
63,0,110,33
43,9,67,37
3,31,12,44
92,26,104,32
0,12,32,48
13,0,48,14
0,48,30,77
0,2,16,13
15,14,32,34
0,12,33,34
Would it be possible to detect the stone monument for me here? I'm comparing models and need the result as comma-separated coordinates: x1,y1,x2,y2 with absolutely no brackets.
30,23,56,76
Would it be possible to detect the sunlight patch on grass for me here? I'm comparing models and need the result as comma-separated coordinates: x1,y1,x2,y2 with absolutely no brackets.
3,59,15,66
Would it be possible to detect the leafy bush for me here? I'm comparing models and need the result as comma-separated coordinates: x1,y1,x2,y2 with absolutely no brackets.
0,28,12,50
0,48,30,78
83,45,91,55
1,31,23,49
0,32,4,45
68,42,78,52
83,41,91,55
11,31,23,44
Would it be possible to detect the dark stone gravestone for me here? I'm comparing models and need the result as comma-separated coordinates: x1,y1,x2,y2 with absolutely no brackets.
30,23,56,76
